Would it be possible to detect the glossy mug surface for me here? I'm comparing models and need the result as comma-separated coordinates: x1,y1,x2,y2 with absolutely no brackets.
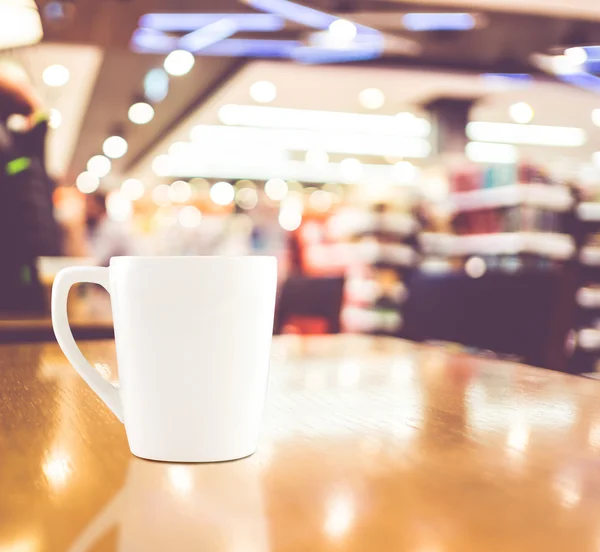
52,256,277,462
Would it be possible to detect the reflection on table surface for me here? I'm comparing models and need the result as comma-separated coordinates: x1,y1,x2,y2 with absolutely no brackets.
1,335,600,551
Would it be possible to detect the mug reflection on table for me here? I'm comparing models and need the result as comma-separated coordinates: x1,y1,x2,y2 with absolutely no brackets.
67,458,269,552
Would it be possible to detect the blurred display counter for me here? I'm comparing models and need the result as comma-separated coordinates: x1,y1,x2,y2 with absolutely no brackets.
0,289,113,343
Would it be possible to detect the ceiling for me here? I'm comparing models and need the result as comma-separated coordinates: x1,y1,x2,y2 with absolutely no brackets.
7,0,600,184
129,60,600,185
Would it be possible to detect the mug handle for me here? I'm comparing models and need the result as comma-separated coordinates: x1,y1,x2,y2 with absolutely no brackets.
52,266,124,422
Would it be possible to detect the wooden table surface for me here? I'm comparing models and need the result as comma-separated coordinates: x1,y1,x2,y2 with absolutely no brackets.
2,335,600,552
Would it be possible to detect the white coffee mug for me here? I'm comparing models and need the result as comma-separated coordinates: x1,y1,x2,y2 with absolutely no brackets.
52,256,277,462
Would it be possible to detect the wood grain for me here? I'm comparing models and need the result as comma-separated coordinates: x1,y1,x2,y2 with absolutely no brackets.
1,335,600,552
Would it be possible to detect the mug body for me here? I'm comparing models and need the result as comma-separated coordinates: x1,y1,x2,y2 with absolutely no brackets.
109,256,277,462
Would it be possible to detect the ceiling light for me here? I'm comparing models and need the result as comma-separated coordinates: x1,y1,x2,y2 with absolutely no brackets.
140,12,284,32
169,180,192,203
144,68,169,102
0,0,43,49
179,18,238,52
358,88,384,110
236,187,258,209
178,205,202,228
340,158,362,181
152,154,172,176
265,178,288,200
128,102,155,125
465,142,518,164
466,122,586,147
48,108,61,129
152,184,171,206
279,208,302,231
550,55,579,75
565,47,588,66
75,171,99,194
393,161,418,184
190,124,429,158
86,155,111,178
305,149,329,168
168,142,190,157
249,80,277,103
246,0,336,29
42,64,69,87
102,136,128,159
402,12,476,31
121,178,145,201
328,19,357,42
217,105,430,136
164,50,195,76
106,190,132,222
592,109,600,127
592,152,600,168
509,102,533,124
210,181,234,205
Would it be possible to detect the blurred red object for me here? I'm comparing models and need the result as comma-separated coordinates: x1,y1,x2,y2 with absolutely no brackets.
282,316,329,335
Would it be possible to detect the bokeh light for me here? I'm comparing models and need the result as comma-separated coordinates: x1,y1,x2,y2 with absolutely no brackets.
75,171,99,194
152,183,171,206
250,80,277,103
309,189,333,212
210,181,235,205
120,178,144,201
340,157,362,181
178,205,202,228
169,180,192,203
305,149,329,169
128,102,155,125
42,64,69,87
48,108,62,129
328,19,357,42
164,50,195,76
359,88,384,110
102,136,128,159
265,178,288,201
152,154,171,176
279,208,302,231
509,102,534,124
236,187,259,210
465,256,487,278
106,190,132,222
86,155,111,178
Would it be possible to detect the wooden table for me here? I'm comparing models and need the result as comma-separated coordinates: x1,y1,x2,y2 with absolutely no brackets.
2,335,600,552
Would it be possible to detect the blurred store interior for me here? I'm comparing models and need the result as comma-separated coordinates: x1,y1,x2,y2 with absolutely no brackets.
5,0,600,372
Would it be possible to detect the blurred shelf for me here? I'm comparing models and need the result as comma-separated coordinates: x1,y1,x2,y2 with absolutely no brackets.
577,202,600,222
341,305,402,333
448,184,573,213
576,287,600,308
328,210,417,239
345,278,407,305
580,246,600,266
306,242,417,270
577,328,600,351
419,232,575,260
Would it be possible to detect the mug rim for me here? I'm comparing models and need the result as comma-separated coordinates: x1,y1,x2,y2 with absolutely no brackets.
110,255,276,264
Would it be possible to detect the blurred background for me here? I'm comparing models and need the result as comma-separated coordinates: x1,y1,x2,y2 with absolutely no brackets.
4,0,600,372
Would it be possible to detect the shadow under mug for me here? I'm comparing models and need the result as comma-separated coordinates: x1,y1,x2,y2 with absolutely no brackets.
52,256,277,462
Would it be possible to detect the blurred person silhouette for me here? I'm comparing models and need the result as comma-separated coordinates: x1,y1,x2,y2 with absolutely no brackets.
85,193,136,265
0,59,61,311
